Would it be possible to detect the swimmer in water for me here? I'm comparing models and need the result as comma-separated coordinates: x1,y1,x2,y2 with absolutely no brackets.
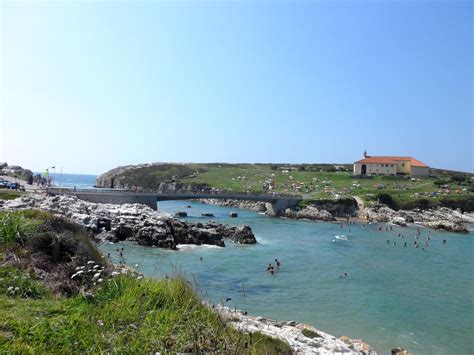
341,272,348,277
387,240,390,244
200,256,203,262
393,242,396,246
443,239,447,244
404,242,407,247
275,259,281,267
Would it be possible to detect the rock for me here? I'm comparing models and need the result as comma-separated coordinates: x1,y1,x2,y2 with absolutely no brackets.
175,211,187,217
215,304,378,354
284,206,335,222
391,347,411,355
229,212,238,218
364,205,473,233
1,194,256,249
94,230,117,243
197,199,267,212
392,216,406,226
425,220,468,233
226,225,257,244
201,213,214,217
136,225,175,248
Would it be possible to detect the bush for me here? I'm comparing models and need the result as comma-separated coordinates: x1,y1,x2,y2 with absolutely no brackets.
0,212,35,246
450,175,467,183
376,193,399,210
433,179,450,187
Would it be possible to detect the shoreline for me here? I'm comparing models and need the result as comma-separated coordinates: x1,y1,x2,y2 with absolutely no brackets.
0,192,383,354
196,197,473,233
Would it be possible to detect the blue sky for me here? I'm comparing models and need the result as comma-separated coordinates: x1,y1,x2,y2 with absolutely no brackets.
1,0,472,174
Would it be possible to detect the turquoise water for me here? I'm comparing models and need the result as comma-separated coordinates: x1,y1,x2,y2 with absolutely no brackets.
98,200,474,354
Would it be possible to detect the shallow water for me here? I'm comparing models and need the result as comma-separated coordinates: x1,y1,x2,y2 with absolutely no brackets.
98,200,474,354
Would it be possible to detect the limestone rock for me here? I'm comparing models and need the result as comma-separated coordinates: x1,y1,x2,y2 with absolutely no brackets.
1,194,256,249
284,206,336,222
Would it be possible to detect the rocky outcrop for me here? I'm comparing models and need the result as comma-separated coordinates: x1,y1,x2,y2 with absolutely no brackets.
2,194,256,248
282,198,358,222
197,198,267,212
0,163,33,184
283,206,336,221
215,304,377,354
363,205,474,233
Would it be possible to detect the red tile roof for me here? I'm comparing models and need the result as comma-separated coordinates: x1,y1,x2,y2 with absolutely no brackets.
355,156,429,167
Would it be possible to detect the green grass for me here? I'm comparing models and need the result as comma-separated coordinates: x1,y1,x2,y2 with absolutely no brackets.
0,190,23,200
301,328,321,339
0,210,292,353
109,163,474,210
0,275,292,353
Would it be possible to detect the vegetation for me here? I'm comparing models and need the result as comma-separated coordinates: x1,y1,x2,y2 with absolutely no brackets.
0,190,23,200
109,163,474,211
0,209,292,353
301,328,321,339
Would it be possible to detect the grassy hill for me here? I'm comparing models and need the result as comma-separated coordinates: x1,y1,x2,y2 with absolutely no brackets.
0,210,291,353
99,163,474,211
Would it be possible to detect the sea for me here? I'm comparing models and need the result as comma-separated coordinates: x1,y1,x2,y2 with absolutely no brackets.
67,174,474,354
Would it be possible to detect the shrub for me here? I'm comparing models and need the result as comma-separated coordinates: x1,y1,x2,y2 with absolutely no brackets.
377,193,399,210
0,212,35,246
433,179,450,187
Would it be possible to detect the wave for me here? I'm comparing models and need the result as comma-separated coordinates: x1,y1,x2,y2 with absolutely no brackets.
332,235,349,242
176,244,222,251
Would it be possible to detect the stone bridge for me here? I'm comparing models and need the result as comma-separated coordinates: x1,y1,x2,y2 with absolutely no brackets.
46,188,302,216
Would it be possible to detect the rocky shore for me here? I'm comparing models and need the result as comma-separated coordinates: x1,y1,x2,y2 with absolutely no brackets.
362,205,474,233
196,198,267,212
198,197,474,233
215,304,378,354
0,194,257,248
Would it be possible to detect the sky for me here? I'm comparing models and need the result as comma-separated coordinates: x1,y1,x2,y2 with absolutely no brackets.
1,0,472,174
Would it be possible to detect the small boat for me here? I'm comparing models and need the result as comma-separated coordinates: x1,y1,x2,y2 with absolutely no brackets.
202,213,214,217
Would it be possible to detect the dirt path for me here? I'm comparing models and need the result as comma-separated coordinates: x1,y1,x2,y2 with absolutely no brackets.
352,195,365,217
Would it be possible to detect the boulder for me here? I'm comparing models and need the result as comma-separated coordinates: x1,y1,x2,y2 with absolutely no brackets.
226,225,257,244
284,206,335,222
136,225,175,248
392,216,407,226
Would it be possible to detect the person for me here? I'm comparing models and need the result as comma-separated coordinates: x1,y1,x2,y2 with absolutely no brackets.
387,240,390,244
404,242,407,247
443,239,447,244
200,256,203,262
275,259,281,267
341,272,348,277
267,263,273,272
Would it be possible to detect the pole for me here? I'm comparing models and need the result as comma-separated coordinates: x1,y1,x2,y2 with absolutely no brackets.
59,166,63,193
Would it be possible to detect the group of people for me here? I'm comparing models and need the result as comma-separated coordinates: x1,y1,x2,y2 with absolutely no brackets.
266,258,281,275
383,227,448,251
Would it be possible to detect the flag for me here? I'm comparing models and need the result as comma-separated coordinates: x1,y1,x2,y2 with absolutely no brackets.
43,169,49,177
51,166,56,169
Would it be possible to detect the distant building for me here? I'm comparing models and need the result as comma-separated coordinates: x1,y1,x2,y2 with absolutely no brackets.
353,151,429,177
